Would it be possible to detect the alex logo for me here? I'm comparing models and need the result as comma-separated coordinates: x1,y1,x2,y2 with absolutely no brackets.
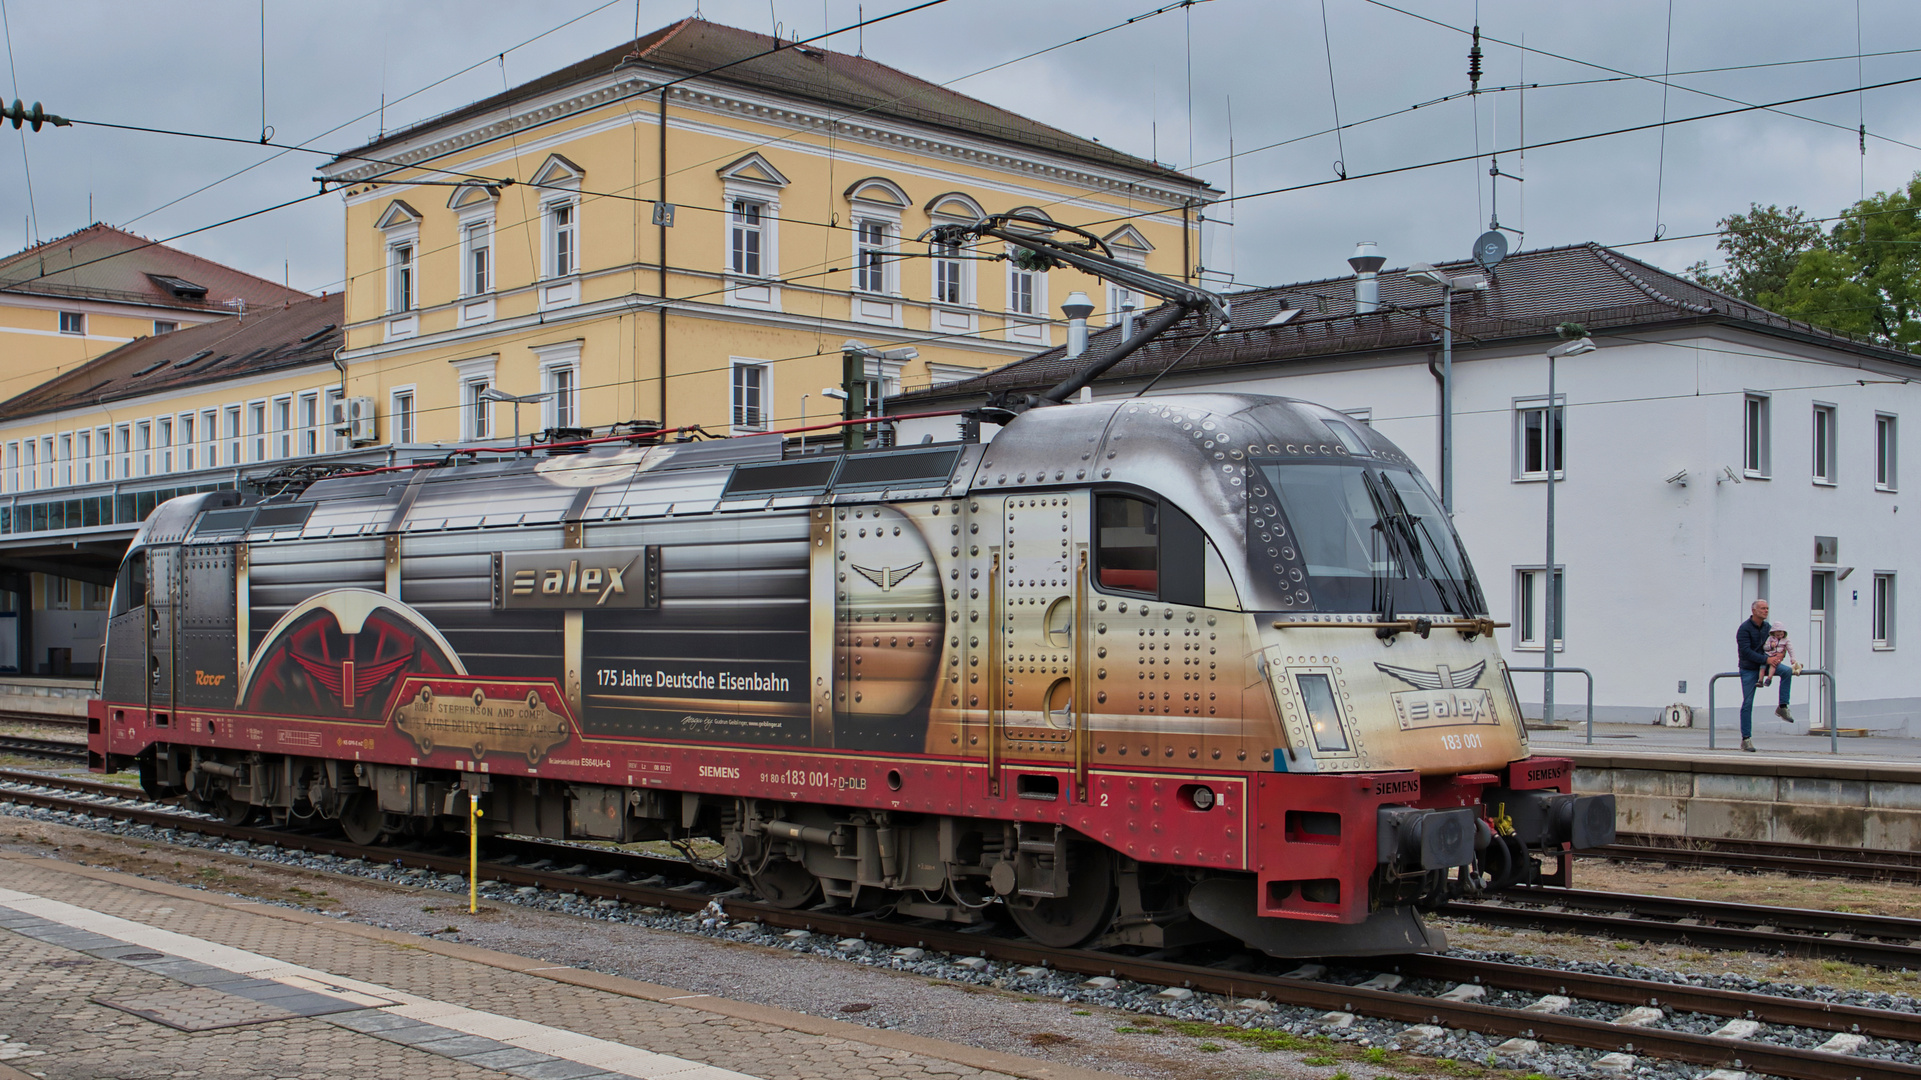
510,556,636,606
494,547,657,611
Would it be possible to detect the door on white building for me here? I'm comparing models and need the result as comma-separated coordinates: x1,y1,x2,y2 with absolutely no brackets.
1808,571,1835,729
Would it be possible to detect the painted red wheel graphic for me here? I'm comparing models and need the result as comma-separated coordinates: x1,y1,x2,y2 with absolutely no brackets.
242,603,459,720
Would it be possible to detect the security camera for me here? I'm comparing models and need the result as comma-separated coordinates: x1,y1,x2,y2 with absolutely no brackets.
1665,469,1688,486
1716,465,1742,485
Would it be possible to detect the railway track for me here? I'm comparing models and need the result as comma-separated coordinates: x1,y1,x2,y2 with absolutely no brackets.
0,709,86,728
1446,886,1921,969
0,735,87,763
1589,833,1921,885
0,769,1915,1080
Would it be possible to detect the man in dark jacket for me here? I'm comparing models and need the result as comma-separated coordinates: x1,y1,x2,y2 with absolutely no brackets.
1736,599,1793,752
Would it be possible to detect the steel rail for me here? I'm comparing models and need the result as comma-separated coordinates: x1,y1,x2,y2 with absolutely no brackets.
1592,835,1921,884
0,736,88,762
1500,885,1921,942
0,710,88,728
1442,899,1921,969
2,773,1917,1079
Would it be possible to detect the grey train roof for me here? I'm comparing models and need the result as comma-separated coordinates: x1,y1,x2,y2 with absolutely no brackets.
126,394,1414,551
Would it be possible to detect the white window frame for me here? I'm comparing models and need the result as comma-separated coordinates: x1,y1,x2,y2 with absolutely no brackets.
531,340,584,432
717,154,789,312
323,388,345,452
115,425,131,480
731,360,769,433
1876,412,1898,492
546,198,578,280
847,179,907,329
176,415,192,472
59,433,72,487
97,425,111,480
152,319,177,335
225,408,242,470
58,311,83,335
19,440,32,491
203,409,219,469
157,418,172,474
1513,395,1566,481
377,201,422,339
462,218,492,298
77,430,91,484
272,396,293,460
1743,392,1771,478
298,392,320,456
1812,402,1837,485
248,402,267,463
390,386,417,445
854,218,896,296
5,441,16,493
451,356,498,441
1873,572,1896,649
1513,566,1565,652
1004,248,1050,345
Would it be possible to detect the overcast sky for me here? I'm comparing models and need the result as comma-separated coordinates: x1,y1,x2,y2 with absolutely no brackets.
4,0,1918,300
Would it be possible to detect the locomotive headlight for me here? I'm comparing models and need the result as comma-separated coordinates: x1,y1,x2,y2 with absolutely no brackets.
1190,785,1215,810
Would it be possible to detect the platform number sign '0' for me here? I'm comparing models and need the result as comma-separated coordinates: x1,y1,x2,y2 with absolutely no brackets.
491,547,660,610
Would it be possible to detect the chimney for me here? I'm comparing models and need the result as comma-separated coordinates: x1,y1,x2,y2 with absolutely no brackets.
1348,241,1385,314
1120,297,1137,340
1062,291,1094,359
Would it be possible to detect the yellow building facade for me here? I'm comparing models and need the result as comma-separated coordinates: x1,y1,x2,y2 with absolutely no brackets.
318,18,1214,446
0,224,309,404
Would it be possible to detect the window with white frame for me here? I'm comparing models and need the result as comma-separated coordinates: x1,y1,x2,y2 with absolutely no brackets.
391,389,415,444
732,362,768,431
177,415,192,472
1744,393,1771,477
465,221,491,296
1514,567,1565,651
1873,572,1896,648
1876,412,1897,491
208,409,224,468
59,434,72,486
58,311,83,335
39,436,52,488
855,219,891,294
549,365,577,429
1514,397,1565,480
1813,403,1836,484
548,201,577,278
153,319,177,335
249,403,267,463
465,379,493,440
273,397,292,459
931,233,965,306
1008,266,1036,315
324,389,345,451
7,442,19,492
299,393,319,456
77,430,91,483
115,426,130,480
388,242,415,313
96,426,110,480
157,418,172,473
134,422,148,478
730,199,764,277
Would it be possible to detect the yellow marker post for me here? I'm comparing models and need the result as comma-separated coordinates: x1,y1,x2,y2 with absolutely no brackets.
468,792,483,914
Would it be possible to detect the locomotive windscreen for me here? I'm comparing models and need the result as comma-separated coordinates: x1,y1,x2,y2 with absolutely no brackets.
1249,461,1486,616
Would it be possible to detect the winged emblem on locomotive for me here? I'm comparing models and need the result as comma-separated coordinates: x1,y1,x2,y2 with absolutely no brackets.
1374,660,1486,690
850,561,923,590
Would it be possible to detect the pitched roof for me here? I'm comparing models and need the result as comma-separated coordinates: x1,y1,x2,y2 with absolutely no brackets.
338,18,1208,190
899,243,1921,404
0,223,311,313
0,293,343,424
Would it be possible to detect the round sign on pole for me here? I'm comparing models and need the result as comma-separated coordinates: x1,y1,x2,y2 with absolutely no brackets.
1474,230,1509,269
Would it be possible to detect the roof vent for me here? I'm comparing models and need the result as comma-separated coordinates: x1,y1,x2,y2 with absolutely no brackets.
172,349,214,369
299,323,338,343
148,274,208,300
1348,241,1385,314
131,360,166,378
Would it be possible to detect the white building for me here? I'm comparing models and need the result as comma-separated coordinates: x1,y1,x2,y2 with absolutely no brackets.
897,243,1920,736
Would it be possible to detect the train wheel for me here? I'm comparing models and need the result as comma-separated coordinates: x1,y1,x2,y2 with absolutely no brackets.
214,796,257,827
338,795,387,846
748,859,821,909
1007,843,1119,948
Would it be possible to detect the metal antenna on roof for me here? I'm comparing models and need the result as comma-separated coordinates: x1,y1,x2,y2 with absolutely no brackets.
1651,0,1674,241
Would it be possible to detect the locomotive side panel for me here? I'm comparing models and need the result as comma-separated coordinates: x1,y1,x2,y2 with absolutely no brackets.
404,529,566,683
581,513,811,745
177,543,238,710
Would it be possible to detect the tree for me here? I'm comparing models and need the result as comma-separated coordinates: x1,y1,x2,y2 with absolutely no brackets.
1686,203,1823,303
1770,176,1921,350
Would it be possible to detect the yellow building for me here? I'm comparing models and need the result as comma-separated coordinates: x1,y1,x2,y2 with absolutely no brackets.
317,18,1214,445
0,223,309,404
0,294,343,673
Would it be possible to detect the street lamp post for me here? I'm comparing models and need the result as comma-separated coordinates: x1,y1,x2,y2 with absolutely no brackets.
1406,263,1488,515
1542,336,1596,727
479,386,553,448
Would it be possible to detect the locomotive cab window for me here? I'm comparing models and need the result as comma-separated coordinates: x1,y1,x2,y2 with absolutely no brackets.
112,552,146,617
1095,494,1207,607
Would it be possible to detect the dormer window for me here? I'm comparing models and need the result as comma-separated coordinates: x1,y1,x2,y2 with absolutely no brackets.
148,274,208,300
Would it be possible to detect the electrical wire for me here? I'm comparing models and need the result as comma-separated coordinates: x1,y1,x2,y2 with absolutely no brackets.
0,0,38,245
1651,0,1674,241
1317,0,1347,180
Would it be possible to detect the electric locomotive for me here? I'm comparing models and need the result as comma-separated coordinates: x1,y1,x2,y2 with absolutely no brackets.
89,219,1612,958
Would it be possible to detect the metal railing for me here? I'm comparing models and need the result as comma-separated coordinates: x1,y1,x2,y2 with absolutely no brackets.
1507,666,1595,744
1707,668,1839,753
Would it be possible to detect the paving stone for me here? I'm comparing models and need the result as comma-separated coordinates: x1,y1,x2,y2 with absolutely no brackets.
1709,1019,1761,1040
1592,1052,1637,1074
1817,1033,1868,1055
1615,1005,1665,1026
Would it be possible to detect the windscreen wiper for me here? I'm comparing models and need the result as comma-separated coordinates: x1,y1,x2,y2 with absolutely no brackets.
1377,476,1470,618
1358,470,1408,637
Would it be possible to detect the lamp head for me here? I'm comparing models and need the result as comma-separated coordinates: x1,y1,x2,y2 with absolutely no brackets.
821,387,849,401
1406,261,1448,288
1546,338,1597,358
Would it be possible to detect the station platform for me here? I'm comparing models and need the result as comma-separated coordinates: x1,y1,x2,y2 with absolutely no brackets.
0,677,94,719
0,855,1117,1080
1530,723,1921,850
